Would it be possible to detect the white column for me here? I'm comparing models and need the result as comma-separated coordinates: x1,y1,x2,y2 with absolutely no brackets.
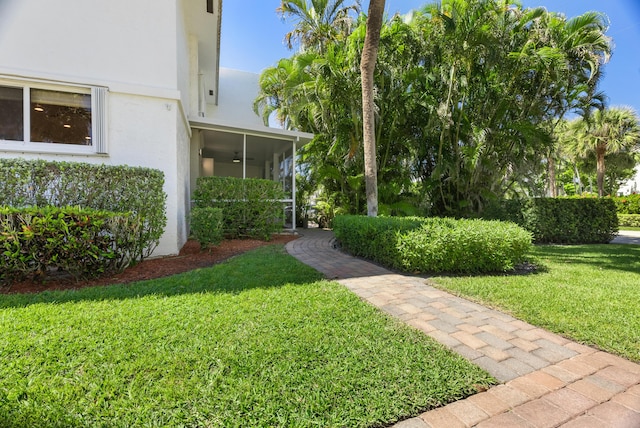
242,133,247,179
292,138,297,231
273,152,280,182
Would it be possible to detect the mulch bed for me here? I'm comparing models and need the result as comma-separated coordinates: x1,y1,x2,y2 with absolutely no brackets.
2,235,298,295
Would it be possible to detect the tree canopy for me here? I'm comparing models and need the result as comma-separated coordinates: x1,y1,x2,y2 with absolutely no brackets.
257,0,614,217
565,107,640,196
277,0,361,51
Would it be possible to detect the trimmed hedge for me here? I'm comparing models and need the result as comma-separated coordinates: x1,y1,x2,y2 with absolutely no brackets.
619,214,640,228
484,197,618,244
333,215,532,274
332,216,425,264
0,159,166,259
193,177,285,240
190,207,224,248
1,206,142,284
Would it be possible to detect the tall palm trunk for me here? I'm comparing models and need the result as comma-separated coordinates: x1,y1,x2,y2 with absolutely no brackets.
361,0,385,217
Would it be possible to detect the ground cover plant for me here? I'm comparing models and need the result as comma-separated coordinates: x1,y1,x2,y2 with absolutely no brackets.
432,244,640,362
0,245,494,427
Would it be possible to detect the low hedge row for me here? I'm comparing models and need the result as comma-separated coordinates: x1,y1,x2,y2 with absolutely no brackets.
0,158,166,260
333,215,532,274
483,197,618,244
1,206,142,284
618,214,640,228
193,177,285,240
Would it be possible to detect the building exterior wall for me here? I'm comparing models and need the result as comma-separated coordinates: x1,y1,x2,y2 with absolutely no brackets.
190,130,205,194
175,0,192,118
618,166,640,195
108,93,186,256
208,68,270,128
0,0,178,90
0,91,185,256
175,103,192,251
0,0,195,257
0,0,305,257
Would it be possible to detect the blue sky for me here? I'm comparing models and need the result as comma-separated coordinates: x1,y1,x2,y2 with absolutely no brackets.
220,1,640,114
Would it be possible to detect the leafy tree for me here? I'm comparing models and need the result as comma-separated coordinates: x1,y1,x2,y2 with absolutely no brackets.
409,0,611,214
277,0,360,51
256,15,424,216
567,106,640,196
258,0,614,217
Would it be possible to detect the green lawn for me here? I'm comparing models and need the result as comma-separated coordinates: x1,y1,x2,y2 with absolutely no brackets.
0,245,494,428
432,244,640,363
620,226,640,231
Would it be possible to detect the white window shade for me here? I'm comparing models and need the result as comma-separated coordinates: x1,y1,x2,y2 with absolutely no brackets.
92,86,107,154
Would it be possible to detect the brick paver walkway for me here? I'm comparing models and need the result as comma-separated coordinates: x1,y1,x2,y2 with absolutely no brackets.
286,228,640,427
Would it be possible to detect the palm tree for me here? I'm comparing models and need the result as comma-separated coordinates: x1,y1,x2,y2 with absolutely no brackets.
277,0,361,52
569,107,640,196
360,0,385,217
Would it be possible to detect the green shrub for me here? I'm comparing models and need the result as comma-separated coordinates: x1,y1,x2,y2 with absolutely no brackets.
483,197,618,244
333,216,425,265
482,198,526,225
618,214,640,228
0,159,166,260
193,177,285,240
333,215,532,274
398,218,532,273
613,194,640,214
190,207,224,248
0,206,142,284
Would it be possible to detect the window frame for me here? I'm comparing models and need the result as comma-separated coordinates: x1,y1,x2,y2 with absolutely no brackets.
0,78,107,155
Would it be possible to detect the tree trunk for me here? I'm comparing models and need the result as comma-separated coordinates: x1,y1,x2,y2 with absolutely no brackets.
361,0,385,217
596,143,606,197
547,155,557,197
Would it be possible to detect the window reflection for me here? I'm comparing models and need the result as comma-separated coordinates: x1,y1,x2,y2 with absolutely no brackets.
0,86,24,141
30,89,92,145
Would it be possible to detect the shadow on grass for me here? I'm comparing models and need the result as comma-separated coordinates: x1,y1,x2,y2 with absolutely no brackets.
423,263,549,279
429,243,640,279
533,243,640,275
0,246,324,310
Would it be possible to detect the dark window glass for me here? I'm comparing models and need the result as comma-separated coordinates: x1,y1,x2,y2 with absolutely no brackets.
31,89,92,145
0,86,24,141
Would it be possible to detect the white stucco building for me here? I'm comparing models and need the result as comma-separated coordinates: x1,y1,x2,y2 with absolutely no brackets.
618,166,640,195
0,0,312,256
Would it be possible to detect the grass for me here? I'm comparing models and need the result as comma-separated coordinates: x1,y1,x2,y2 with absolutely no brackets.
431,244,640,363
0,245,494,428
620,226,640,231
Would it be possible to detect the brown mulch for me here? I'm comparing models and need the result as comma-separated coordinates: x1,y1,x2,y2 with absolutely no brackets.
2,235,299,295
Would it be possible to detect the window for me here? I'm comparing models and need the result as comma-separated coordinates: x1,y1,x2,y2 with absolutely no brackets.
31,89,91,145
0,81,106,153
0,86,24,141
